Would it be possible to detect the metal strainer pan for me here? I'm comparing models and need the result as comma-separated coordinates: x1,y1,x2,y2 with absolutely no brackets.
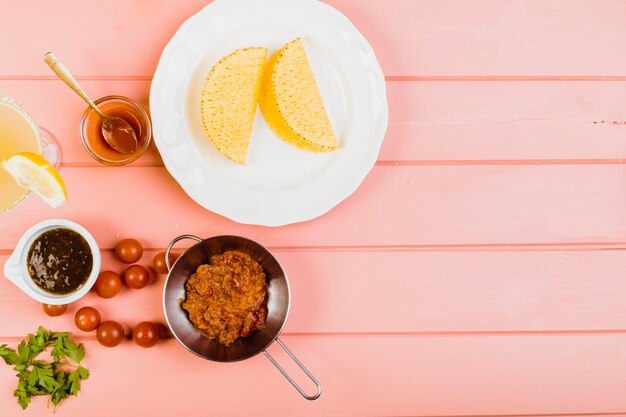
162,234,321,400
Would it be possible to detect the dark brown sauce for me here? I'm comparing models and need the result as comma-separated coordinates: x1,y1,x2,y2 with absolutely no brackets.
26,228,93,295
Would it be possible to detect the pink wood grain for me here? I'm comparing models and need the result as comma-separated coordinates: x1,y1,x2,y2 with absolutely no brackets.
5,80,626,165
384,81,626,162
3,250,626,336
2,1,626,416
0,336,625,416
3,1,626,77
2,165,626,250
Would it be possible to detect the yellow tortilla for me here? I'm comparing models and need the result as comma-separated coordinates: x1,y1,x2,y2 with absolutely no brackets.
200,47,268,164
259,38,338,152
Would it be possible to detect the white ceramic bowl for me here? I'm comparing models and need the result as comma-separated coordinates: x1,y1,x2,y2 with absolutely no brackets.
4,219,101,305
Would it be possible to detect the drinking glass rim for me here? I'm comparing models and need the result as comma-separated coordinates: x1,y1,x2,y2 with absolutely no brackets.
0,94,44,212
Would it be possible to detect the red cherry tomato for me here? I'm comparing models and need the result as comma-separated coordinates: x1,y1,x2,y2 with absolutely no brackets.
132,321,161,348
115,239,143,263
42,303,67,317
93,271,122,298
96,321,125,348
152,251,179,275
74,306,101,332
123,265,150,289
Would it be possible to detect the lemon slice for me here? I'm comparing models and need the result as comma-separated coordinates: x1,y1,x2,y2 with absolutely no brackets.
2,152,67,208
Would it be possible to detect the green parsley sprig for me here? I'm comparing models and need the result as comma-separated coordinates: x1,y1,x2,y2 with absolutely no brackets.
0,326,89,410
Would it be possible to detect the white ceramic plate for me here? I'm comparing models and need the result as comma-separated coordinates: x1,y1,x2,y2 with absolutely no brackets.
150,0,388,226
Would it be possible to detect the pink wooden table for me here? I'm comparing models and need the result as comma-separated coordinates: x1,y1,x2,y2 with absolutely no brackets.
2,0,626,415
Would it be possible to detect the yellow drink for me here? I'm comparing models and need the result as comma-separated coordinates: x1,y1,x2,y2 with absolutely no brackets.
0,95,42,211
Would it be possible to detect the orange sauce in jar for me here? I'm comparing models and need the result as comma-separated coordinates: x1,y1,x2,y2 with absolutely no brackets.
80,96,151,165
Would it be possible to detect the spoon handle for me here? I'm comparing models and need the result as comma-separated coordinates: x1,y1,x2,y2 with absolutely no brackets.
44,52,107,119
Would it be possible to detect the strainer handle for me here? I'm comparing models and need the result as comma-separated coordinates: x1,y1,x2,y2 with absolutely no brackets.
165,235,202,272
264,338,322,400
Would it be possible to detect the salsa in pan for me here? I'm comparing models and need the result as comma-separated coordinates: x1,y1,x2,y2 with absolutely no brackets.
26,228,93,295
182,250,268,346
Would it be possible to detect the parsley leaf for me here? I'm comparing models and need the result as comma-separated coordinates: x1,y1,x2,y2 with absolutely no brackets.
17,341,30,362
0,344,20,365
63,338,80,363
26,368,38,387
37,366,57,391
77,366,89,380
67,370,82,396
16,389,31,410
0,328,90,411
50,336,66,362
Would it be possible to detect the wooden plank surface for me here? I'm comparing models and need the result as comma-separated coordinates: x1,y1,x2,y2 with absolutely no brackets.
4,80,626,165
2,1,626,416
2,165,626,249
3,1,626,77
1,336,625,416
3,250,626,336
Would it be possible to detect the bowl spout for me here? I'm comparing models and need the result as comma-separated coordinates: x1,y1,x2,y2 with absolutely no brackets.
4,249,24,288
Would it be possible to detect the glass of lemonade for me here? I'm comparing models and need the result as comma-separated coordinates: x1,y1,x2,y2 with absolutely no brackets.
0,94,60,211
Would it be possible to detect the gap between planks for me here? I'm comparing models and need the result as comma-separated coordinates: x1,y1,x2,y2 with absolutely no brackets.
4,242,626,254
60,159,626,169
3,329,626,343
4,75,626,82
